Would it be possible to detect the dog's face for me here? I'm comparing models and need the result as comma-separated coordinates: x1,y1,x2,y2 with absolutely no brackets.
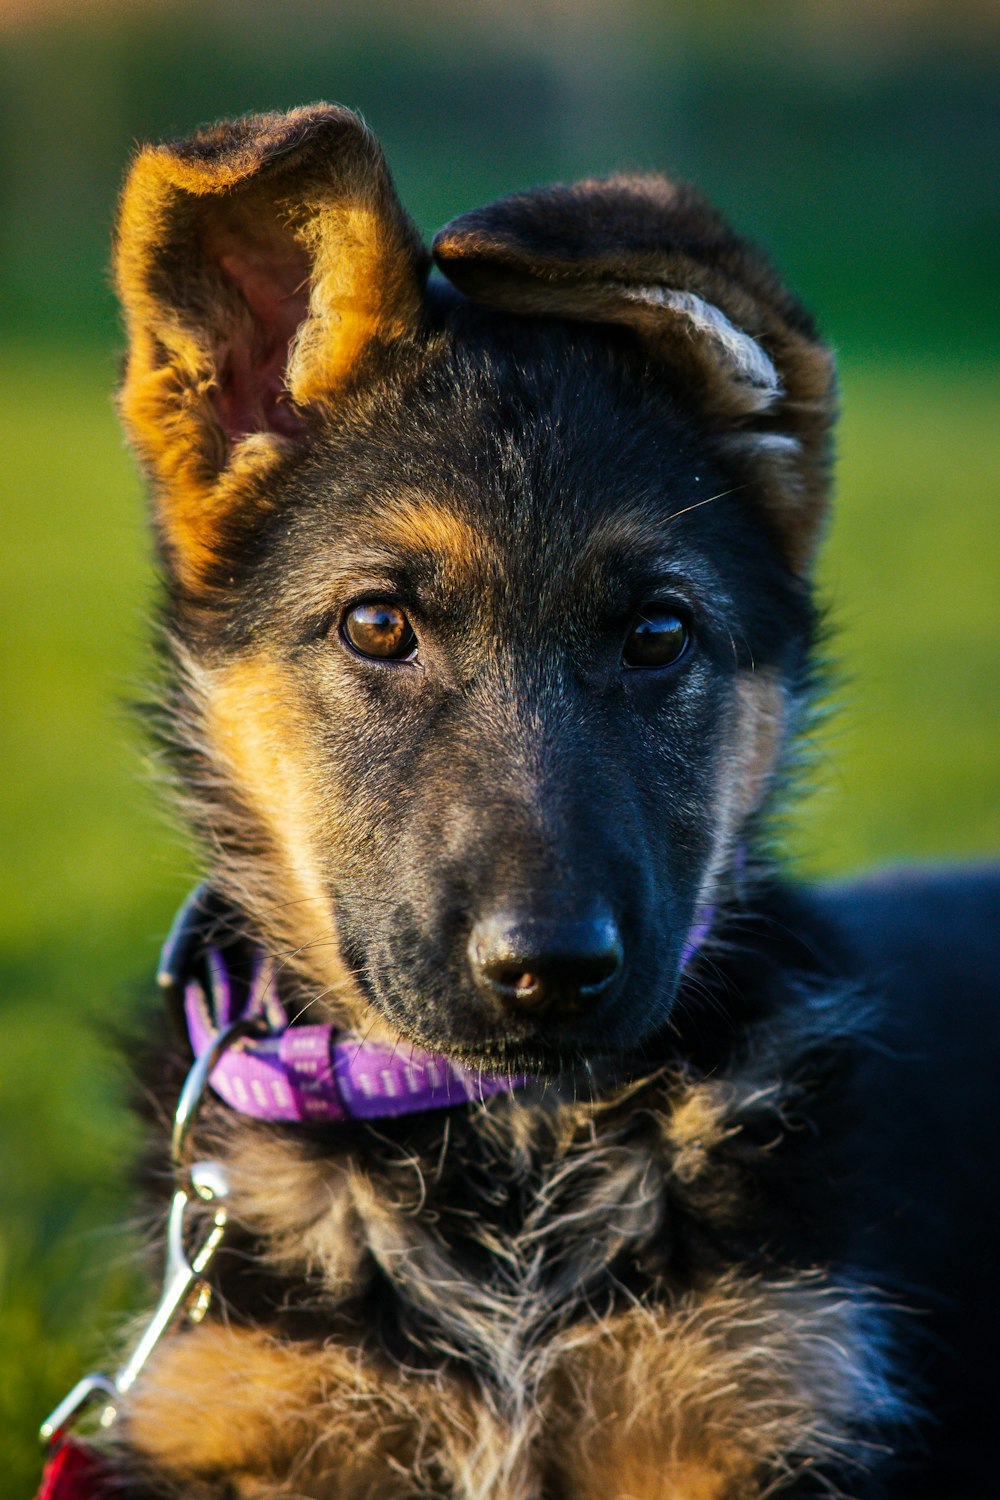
115,107,833,1070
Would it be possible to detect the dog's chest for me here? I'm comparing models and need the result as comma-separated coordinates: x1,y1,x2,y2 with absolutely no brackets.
121,1066,892,1499
212,1072,759,1385
361,1100,671,1384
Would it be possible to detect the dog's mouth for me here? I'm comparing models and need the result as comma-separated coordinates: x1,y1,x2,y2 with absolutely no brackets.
336,928,678,1079
396,1019,628,1080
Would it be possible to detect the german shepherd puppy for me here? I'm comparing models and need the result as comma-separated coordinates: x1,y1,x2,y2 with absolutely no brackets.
73,104,999,1497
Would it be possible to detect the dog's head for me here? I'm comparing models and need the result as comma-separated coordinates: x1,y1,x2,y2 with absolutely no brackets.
115,105,833,1071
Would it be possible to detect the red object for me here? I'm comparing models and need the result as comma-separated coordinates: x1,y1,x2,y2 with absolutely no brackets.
35,1440,118,1500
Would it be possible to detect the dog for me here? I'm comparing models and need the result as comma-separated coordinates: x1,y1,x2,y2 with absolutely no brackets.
39,103,1000,1499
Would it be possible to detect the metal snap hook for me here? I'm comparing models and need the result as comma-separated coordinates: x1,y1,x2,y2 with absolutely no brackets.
40,1157,232,1443
41,1020,258,1448
170,1016,267,1168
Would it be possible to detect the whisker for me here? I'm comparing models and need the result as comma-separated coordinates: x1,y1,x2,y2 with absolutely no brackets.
666,482,751,525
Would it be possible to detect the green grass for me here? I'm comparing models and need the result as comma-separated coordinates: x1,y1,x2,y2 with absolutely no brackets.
798,357,1000,870
0,346,188,1493
1,344,997,1494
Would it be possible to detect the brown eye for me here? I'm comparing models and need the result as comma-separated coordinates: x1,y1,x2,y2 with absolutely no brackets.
341,601,418,661
622,606,690,669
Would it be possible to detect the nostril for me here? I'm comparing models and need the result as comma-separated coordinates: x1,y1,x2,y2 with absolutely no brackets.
469,911,623,1015
489,967,549,1010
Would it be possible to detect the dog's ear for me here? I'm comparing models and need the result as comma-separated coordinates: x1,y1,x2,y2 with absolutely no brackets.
115,104,427,584
433,176,834,572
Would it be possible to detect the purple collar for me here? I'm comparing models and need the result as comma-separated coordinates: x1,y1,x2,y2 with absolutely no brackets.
159,887,715,1127
184,944,520,1124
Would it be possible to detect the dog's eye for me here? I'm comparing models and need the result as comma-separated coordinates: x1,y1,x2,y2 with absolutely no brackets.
341,602,418,661
622,606,690,669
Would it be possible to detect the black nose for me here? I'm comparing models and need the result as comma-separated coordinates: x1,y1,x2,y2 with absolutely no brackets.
468,909,623,1016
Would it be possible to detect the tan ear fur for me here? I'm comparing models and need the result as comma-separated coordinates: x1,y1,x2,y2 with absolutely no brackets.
114,104,428,585
433,175,835,573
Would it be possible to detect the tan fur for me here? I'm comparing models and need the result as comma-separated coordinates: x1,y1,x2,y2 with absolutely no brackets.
695,669,787,916
378,494,488,571
122,1324,434,1496
292,200,420,408
207,661,333,948
730,672,788,822
203,654,379,1027
123,1320,541,1499
208,1128,369,1295
664,1083,736,1186
114,105,427,587
121,1270,882,1499
541,1280,878,1500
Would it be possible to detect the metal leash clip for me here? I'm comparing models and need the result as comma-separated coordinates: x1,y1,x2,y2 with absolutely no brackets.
40,1018,261,1447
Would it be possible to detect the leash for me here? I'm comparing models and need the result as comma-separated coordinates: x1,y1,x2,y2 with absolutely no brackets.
36,884,717,1494
34,1440,119,1500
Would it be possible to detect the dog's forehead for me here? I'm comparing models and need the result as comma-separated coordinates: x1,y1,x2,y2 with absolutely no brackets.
292,315,726,592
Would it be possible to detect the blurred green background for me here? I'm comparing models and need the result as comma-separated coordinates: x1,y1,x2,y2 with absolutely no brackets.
1,0,997,1489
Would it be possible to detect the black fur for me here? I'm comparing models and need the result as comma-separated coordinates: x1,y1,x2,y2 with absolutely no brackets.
71,105,1000,1498
821,867,1000,1496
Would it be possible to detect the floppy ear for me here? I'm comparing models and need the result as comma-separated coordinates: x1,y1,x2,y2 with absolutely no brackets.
433,176,834,572
115,104,428,585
